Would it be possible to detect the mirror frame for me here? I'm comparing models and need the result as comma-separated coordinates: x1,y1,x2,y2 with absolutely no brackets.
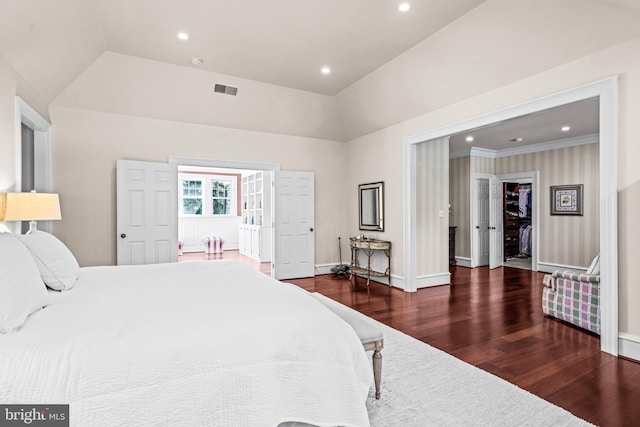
358,181,384,231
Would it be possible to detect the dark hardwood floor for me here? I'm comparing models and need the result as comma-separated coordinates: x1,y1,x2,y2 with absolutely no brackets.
287,266,640,427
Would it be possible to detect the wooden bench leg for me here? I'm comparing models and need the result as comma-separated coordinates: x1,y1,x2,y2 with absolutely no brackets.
373,343,382,399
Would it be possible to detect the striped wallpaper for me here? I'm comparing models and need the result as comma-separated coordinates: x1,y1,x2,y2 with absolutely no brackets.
471,155,495,175
448,142,599,268
449,156,471,258
495,143,600,268
416,137,449,275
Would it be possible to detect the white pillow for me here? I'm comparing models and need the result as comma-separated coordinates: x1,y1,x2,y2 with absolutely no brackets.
0,233,50,333
586,254,600,275
17,230,80,291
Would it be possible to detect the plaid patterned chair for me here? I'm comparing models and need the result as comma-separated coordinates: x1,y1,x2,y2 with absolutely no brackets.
542,270,600,335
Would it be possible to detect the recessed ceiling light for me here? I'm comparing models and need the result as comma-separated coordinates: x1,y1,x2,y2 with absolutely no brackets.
398,3,411,12
177,32,189,41
510,137,523,142
561,126,571,132
321,66,331,75
190,56,204,65
465,135,474,142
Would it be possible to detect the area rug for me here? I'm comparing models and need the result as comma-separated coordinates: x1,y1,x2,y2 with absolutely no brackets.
313,294,593,427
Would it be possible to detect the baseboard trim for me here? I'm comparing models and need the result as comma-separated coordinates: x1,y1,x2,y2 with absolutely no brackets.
416,272,451,288
618,333,640,362
313,265,450,290
537,261,587,274
315,263,340,275
454,257,472,268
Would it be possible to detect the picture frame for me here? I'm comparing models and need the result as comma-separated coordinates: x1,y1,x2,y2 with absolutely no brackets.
550,184,583,216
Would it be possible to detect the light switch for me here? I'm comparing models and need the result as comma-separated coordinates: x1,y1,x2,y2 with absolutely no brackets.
439,210,444,217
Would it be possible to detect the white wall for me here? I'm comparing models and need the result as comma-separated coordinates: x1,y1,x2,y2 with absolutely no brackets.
53,52,343,141
49,106,350,268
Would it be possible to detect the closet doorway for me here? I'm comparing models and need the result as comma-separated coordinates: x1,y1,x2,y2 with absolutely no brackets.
471,171,538,271
503,180,533,270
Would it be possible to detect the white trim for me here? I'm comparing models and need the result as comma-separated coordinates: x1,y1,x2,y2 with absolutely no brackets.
454,257,472,268
537,261,587,274
14,97,53,233
315,263,338,275
450,133,599,159
497,171,539,272
403,142,418,292
470,147,497,158
618,333,640,362
494,133,598,158
416,272,451,288
404,75,619,355
170,156,280,172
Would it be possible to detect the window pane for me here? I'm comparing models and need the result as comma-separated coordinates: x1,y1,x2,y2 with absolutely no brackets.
183,198,202,215
212,180,231,197
213,199,230,215
182,180,202,197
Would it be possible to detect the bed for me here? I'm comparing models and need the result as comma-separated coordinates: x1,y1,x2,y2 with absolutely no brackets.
0,232,372,427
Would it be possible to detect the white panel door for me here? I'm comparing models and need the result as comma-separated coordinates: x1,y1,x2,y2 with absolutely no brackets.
117,160,177,265
274,171,315,279
473,178,491,267
489,176,503,269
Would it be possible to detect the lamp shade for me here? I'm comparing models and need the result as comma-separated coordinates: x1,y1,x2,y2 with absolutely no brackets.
0,192,62,222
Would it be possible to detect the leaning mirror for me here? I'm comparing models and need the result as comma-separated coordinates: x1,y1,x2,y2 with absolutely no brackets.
359,182,384,231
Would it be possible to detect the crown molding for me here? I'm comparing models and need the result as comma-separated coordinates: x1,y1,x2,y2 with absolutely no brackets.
494,133,599,158
449,133,599,159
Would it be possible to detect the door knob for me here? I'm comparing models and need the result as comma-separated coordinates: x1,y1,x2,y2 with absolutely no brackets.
120,233,126,239
309,227,314,232
475,226,480,229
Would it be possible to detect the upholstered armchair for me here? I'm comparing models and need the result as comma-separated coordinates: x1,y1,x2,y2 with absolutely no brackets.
542,269,600,335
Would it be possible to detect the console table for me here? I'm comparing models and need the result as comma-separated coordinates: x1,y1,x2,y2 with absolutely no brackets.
349,237,391,287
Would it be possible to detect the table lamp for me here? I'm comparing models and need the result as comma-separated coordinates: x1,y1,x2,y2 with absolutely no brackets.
0,191,62,234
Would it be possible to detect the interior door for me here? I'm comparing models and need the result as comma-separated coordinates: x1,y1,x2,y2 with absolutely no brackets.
473,178,490,267
117,159,177,265
274,171,315,279
489,176,503,269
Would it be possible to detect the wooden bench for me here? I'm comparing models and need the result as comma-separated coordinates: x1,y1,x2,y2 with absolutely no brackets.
310,293,384,399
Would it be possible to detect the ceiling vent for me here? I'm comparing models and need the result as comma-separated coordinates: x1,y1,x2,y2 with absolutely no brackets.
214,84,238,96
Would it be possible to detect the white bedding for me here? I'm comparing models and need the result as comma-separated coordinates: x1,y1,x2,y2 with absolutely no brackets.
0,261,372,426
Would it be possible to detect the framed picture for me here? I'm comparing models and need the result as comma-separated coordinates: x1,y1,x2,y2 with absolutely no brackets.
550,184,583,215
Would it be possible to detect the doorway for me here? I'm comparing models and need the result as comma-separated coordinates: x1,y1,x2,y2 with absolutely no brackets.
167,157,316,280
470,171,538,271
405,77,618,355
176,164,273,275
502,180,532,270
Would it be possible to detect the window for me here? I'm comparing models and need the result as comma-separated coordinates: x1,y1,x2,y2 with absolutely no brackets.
178,172,238,217
182,179,203,215
211,179,232,215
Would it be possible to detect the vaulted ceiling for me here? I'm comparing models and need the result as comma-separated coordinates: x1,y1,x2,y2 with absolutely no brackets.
0,0,486,104
1,0,639,143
